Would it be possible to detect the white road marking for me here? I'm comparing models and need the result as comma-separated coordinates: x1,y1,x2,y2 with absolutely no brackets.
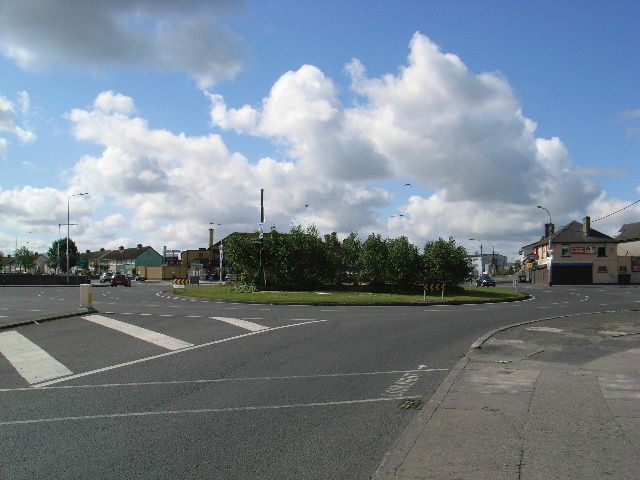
0,331,72,384
32,319,328,388
0,396,419,426
210,316,267,332
526,326,563,333
1,368,449,392
82,315,193,351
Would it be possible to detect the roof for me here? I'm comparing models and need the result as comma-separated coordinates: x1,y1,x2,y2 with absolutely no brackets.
528,219,617,249
79,250,110,261
617,222,640,242
100,246,157,260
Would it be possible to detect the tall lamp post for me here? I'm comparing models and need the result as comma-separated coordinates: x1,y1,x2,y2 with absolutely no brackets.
58,223,77,274
536,205,553,285
67,192,88,283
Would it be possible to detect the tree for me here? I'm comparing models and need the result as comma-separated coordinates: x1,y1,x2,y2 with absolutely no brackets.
422,237,473,286
359,233,388,290
0,250,5,272
386,236,420,288
14,246,37,272
47,238,79,273
341,232,362,285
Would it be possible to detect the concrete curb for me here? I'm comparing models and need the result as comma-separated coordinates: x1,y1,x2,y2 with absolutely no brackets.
372,355,470,479
371,307,640,479
159,290,533,307
0,308,97,331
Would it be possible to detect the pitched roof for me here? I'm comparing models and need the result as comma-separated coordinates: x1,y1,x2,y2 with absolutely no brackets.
617,222,640,242
100,246,156,260
79,250,110,261
529,219,616,248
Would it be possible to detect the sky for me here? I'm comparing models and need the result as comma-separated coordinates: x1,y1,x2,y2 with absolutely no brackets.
1,0,638,261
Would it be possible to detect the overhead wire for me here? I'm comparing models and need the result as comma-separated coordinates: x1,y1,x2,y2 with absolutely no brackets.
591,199,640,223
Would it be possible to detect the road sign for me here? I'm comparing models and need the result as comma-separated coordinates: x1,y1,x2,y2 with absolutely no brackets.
424,283,446,291
172,278,190,285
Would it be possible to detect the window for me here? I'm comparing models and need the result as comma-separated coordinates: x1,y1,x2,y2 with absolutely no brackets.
597,266,607,273
619,266,628,273
561,244,571,257
597,245,606,257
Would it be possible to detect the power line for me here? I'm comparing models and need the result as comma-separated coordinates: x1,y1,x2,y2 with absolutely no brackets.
592,199,640,223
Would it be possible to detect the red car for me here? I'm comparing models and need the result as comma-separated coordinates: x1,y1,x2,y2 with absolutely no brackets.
110,273,131,287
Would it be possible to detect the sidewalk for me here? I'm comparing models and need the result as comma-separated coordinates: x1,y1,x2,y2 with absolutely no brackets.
374,310,640,479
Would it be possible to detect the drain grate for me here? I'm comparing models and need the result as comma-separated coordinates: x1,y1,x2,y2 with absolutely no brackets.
399,399,422,409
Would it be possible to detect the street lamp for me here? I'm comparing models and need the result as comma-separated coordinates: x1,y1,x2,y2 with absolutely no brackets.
67,193,88,283
388,214,404,239
536,205,553,285
58,223,77,274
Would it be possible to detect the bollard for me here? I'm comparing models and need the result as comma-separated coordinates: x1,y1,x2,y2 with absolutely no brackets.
80,283,95,311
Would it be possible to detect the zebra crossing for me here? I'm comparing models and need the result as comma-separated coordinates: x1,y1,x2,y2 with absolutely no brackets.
0,313,277,387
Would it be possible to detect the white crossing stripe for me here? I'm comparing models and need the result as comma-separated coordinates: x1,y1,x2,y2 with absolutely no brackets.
82,315,193,351
210,316,268,332
0,331,72,384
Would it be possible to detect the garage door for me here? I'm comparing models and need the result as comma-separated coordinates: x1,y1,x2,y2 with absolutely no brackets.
552,263,592,285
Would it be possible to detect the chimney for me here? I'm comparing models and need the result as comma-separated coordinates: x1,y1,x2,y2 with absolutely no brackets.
583,216,591,236
209,228,214,248
137,244,142,249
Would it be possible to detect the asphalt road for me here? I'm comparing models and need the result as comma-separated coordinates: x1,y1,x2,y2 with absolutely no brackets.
1,283,638,479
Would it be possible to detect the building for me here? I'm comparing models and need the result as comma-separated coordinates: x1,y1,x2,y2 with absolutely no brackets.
97,245,164,275
524,216,619,285
468,253,508,276
616,222,640,284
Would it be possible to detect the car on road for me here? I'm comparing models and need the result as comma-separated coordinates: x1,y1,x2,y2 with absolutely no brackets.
110,273,131,287
100,272,113,283
475,274,496,287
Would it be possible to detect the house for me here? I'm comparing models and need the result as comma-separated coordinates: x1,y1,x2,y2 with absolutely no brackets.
525,216,619,285
78,248,110,275
98,245,164,275
616,222,640,284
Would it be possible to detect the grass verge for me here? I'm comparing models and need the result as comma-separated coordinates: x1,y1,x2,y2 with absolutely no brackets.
171,285,528,305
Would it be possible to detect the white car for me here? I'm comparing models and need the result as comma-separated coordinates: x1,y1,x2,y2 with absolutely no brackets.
100,272,113,283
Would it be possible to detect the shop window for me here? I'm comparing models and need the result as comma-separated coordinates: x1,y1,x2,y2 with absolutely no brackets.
597,266,607,273
597,245,606,257
561,244,571,257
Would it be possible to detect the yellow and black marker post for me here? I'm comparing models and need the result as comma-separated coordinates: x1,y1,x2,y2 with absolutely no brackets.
423,283,446,301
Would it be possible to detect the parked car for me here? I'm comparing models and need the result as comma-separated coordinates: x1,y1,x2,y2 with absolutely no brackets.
110,273,131,287
475,274,496,287
225,273,237,281
134,274,146,281
100,272,113,283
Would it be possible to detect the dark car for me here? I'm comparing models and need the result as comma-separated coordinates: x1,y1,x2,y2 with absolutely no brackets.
110,273,131,287
475,274,496,287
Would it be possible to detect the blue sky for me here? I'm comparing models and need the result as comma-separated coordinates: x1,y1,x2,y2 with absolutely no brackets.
1,0,638,261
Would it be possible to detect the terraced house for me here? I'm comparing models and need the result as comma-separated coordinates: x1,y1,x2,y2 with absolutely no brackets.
523,216,622,285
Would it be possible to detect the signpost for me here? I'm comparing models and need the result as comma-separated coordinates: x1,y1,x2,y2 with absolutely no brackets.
423,283,446,301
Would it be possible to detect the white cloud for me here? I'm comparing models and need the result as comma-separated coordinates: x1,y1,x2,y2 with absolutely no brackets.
0,93,36,152
206,32,608,254
0,0,245,88
208,65,391,181
94,91,136,115
56,91,390,251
